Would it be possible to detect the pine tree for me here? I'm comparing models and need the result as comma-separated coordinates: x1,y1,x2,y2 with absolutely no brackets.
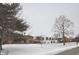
0,3,29,50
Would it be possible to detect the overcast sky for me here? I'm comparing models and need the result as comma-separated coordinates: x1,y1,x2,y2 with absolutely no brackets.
21,3,79,37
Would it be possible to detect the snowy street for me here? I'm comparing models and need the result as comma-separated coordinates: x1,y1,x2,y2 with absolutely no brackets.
56,47,79,55
2,42,79,55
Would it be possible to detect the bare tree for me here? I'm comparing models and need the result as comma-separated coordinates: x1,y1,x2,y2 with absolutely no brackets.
54,15,73,45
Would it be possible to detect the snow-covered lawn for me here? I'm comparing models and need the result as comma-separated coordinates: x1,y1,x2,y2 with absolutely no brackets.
2,42,79,55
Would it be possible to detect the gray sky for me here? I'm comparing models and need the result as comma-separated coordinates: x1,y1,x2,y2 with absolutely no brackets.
21,3,79,37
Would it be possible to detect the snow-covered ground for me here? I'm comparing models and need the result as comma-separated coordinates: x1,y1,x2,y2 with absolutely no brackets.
2,42,79,55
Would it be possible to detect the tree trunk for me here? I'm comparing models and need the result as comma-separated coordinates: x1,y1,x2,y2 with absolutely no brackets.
62,23,65,45
63,38,65,45
0,38,2,55
62,31,65,45
0,44,2,50
0,30,3,51
0,38,2,50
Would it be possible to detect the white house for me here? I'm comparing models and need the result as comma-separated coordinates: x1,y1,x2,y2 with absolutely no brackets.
41,36,57,44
